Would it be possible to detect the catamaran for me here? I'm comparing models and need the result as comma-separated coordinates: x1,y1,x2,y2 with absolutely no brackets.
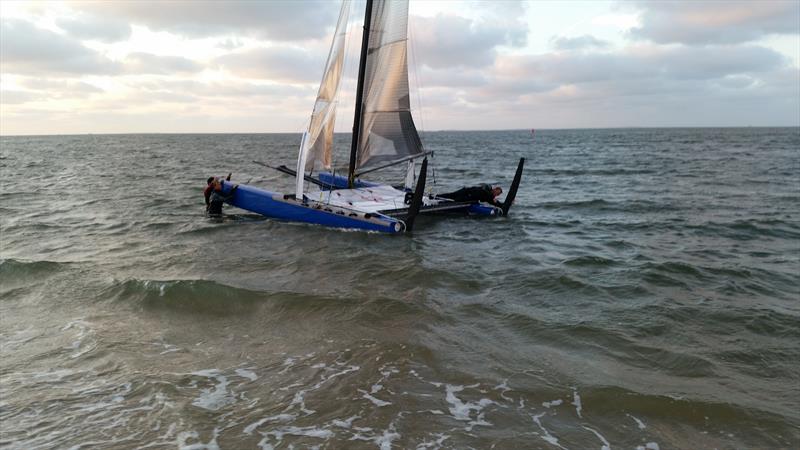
218,0,524,233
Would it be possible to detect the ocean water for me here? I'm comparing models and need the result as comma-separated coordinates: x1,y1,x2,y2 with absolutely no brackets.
0,128,798,449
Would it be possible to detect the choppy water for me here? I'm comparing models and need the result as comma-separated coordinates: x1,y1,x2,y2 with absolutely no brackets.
1,128,798,449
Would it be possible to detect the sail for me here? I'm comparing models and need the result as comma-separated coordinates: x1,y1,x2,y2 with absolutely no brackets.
296,0,351,197
355,0,422,171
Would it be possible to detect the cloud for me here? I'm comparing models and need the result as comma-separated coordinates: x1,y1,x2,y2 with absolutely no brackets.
411,12,528,69
20,78,104,95
493,44,787,91
416,67,488,88
628,1,800,45
123,52,205,75
215,47,323,82
0,19,120,75
72,0,340,41
550,35,610,51
1,79,103,105
1,90,43,105
56,13,132,43
131,79,311,99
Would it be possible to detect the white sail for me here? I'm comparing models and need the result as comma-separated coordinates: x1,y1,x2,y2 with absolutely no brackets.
296,0,351,198
355,0,423,171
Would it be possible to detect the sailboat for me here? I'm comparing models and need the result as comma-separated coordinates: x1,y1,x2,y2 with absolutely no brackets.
218,0,524,233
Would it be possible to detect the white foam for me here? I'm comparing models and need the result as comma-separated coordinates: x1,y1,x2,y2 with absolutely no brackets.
493,380,513,402
159,344,181,355
416,433,450,449
636,443,660,450
235,368,258,381
244,414,296,435
532,413,567,450
190,370,234,411
444,385,494,424
572,390,583,418
380,366,399,377
360,390,392,407
177,427,220,450
583,425,611,450
542,399,563,408
288,389,315,415
258,426,333,449
627,413,646,429
375,428,401,450
465,411,492,432
332,415,359,428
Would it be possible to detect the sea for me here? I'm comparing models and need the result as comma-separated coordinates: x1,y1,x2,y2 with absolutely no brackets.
1,128,798,449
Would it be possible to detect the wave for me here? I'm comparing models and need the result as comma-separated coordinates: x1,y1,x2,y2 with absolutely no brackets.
101,278,277,315
99,277,431,321
530,168,657,176
536,198,679,213
0,258,66,280
562,255,617,267
687,219,800,241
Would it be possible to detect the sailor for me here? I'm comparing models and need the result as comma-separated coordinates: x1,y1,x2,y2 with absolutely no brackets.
207,179,239,217
439,184,503,207
204,173,231,211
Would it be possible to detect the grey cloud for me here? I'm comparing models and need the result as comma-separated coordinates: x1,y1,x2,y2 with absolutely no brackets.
1,90,43,105
73,1,339,41
550,35,610,51
215,47,323,82
628,1,800,45
0,19,120,75
436,42,799,128
466,0,528,47
496,45,787,90
56,14,131,43
417,67,489,88
1,80,102,105
132,79,311,98
411,12,527,69
20,79,104,95
124,53,205,75
218,38,245,51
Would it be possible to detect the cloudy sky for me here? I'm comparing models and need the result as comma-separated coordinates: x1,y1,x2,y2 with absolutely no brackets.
1,0,798,135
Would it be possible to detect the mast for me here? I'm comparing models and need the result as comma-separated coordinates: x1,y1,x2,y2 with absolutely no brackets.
348,0,373,188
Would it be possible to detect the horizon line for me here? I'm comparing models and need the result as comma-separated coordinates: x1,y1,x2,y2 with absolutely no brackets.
2,125,798,138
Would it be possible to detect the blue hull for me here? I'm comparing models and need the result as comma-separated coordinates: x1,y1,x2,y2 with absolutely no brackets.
219,181,403,233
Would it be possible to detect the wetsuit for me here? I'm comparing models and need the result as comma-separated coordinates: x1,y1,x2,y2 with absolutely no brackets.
207,185,238,216
439,184,501,206
204,174,232,210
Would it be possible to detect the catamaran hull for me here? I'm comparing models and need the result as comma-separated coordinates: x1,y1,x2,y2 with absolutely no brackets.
317,172,501,217
219,181,404,233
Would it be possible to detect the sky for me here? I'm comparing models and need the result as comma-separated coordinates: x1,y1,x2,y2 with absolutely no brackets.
0,0,798,135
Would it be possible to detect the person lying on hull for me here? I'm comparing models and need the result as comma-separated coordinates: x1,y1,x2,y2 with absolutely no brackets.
439,184,503,207
203,173,238,217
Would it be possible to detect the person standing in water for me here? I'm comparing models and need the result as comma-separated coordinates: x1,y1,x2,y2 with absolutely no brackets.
204,173,237,216
204,172,231,209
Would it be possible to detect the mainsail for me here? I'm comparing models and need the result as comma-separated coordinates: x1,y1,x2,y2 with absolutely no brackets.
296,0,351,198
352,0,423,174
